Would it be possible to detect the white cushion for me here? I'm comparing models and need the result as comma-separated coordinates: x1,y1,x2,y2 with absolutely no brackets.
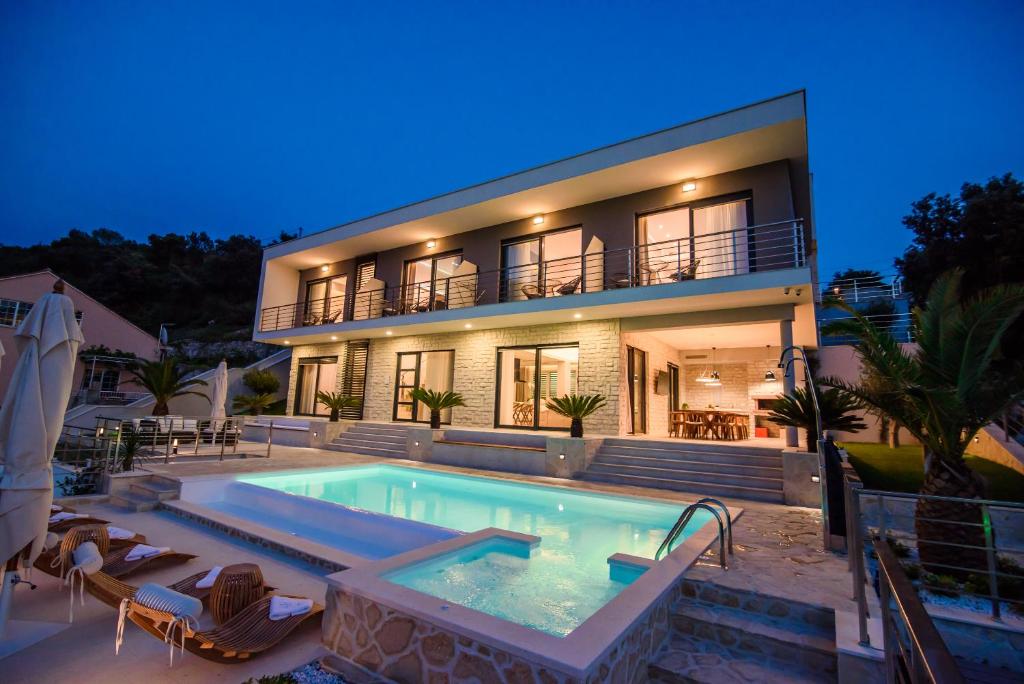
452,260,477,276
357,277,385,293
135,582,203,621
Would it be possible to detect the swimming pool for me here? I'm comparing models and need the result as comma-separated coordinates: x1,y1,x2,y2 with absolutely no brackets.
239,465,706,636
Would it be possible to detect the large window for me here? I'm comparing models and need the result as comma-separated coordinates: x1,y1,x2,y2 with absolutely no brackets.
0,298,32,327
496,344,579,429
304,275,347,325
637,196,751,282
393,350,456,423
294,356,339,415
501,227,582,301
403,252,463,312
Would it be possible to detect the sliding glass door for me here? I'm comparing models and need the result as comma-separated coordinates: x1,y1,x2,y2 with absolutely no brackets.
294,356,339,415
403,252,463,312
627,346,647,434
501,227,582,301
496,344,579,429
637,196,751,281
393,350,455,423
304,275,347,325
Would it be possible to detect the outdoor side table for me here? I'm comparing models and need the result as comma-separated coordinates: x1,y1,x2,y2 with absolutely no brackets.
210,562,265,624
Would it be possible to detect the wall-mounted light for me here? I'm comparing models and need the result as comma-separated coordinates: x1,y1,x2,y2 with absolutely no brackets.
172,438,179,455
558,453,566,460
426,239,437,249
681,180,697,193
320,264,329,273
532,215,545,225
811,475,820,483
312,431,318,438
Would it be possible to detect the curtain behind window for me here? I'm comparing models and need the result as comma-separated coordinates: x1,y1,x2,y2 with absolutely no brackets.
693,200,749,277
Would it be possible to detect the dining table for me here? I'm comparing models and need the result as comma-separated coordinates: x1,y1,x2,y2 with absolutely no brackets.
669,409,749,441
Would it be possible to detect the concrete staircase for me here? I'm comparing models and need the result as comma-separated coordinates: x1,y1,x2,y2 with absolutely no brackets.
649,579,837,683
109,474,181,512
325,422,412,458
582,439,784,503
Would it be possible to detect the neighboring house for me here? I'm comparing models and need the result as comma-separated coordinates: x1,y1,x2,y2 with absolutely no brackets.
0,270,160,405
252,91,818,446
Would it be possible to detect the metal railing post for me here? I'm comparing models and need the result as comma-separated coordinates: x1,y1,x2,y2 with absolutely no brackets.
849,489,871,646
981,503,1002,620
164,419,171,464
267,422,274,459
219,419,226,461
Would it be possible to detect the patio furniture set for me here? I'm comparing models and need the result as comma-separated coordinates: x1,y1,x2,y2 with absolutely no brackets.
670,409,750,440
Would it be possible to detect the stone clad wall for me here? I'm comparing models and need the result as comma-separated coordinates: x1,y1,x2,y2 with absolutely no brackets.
361,320,622,435
322,580,677,684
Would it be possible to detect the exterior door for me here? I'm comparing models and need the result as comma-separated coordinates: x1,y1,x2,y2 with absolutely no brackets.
393,350,455,423
627,346,647,434
668,362,680,415
294,356,339,415
495,345,579,429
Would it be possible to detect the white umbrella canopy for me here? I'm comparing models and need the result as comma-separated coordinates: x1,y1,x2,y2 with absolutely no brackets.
0,284,84,567
210,359,228,419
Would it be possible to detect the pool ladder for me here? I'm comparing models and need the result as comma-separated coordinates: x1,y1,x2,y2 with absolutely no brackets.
655,497,734,568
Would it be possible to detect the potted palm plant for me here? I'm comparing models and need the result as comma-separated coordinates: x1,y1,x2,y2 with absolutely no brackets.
409,388,466,429
315,391,361,422
232,392,277,416
128,358,209,416
768,386,867,452
545,393,607,438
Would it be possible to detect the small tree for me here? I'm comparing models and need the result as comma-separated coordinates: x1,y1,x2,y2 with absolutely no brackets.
768,386,866,452
242,368,280,395
233,392,276,416
409,388,466,429
545,394,607,438
128,358,209,416
315,391,361,422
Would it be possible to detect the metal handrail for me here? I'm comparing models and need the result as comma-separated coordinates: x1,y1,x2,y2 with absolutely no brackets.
875,538,965,684
655,502,728,568
258,219,806,332
695,497,733,555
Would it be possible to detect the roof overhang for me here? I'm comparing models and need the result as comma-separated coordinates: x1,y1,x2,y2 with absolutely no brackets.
265,91,807,269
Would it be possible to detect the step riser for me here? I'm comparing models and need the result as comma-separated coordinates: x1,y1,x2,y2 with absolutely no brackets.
128,485,178,501
582,472,784,503
324,444,405,457
596,449,780,469
109,494,158,512
679,580,835,633
587,464,781,488
592,455,782,478
670,615,836,673
333,435,407,446
602,439,782,456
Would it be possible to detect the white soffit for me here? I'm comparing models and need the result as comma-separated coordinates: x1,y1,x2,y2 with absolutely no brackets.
268,92,807,269
646,322,782,350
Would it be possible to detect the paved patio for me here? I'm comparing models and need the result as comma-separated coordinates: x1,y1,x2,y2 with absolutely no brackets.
4,442,855,681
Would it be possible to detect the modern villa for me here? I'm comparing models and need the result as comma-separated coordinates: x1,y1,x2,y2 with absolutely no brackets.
254,91,816,449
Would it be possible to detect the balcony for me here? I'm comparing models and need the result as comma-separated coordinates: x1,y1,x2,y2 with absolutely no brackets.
258,219,806,333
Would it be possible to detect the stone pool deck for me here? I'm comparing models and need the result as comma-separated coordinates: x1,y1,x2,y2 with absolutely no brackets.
4,442,858,682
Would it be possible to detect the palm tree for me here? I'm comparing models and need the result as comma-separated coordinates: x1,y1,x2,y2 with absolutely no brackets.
232,392,277,416
409,388,466,429
545,394,607,437
129,358,208,416
314,391,361,422
822,270,1024,573
768,386,867,452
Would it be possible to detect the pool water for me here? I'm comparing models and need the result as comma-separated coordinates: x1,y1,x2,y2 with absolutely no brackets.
241,465,706,636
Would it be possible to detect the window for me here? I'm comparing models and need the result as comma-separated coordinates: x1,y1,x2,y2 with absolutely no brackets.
402,252,463,312
496,344,579,429
637,196,751,282
304,275,347,325
393,350,455,423
81,368,119,392
294,356,339,415
0,299,32,327
501,227,582,301
355,259,376,291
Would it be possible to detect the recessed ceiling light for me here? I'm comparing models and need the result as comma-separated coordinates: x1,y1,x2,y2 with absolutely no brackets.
330,335,337,341
532,215,545,225
320,264,329,272
283,340,290,345
464,323,472,328
573,313,582,319
682,181,697,192
426,239,437,248
385,330,393,336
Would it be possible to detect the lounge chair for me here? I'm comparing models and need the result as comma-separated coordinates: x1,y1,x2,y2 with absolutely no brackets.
553,275,582,296
119,593,322,663
49,512,111,534
36,524,195,580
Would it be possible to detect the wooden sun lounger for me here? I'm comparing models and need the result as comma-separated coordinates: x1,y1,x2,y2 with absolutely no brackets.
84,568,275,609
49,515,111,534
34,524,193,580
100,545,197,579
125,594,323,663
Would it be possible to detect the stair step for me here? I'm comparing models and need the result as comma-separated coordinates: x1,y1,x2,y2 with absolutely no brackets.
649,634,833,684
110,490,159,512
129,480,179,501
679,580,835,634
582,471,784,503
335,433,407,446
596,445,781,467
591,454,782,478
602,438,783,457
586,462,781,488
324,443,405,458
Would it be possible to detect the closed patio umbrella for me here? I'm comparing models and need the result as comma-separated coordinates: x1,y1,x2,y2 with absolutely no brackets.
210,359,228,419
0,281,82,642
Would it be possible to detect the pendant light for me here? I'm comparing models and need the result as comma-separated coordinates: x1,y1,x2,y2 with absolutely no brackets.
763,345,777,382
705,347,722,387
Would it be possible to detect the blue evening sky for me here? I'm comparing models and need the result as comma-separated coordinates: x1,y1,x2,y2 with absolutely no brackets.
1,1,1021,278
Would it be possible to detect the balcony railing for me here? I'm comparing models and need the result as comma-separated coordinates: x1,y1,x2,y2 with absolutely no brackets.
259,219,806,333
818,274,904,303
819,312,914,345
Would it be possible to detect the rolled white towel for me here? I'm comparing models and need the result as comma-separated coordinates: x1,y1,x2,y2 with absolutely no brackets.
195,566,223,589
269,596,313,621
124,544,169,562
49,512,86,523
106,526,136,540
51,504,63,512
